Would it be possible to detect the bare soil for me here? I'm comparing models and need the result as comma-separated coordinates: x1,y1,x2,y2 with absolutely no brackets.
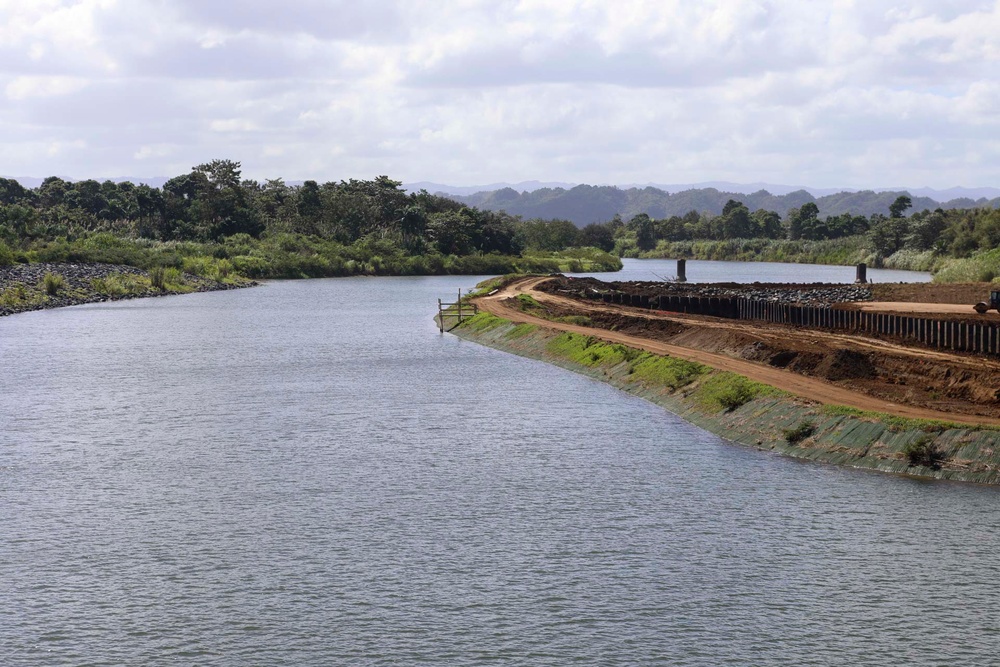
477,276,1000,426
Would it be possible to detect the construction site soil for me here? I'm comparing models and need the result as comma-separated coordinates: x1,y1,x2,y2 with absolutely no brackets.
517,276,1000,421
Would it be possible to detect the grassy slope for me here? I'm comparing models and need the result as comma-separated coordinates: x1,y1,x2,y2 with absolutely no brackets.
454,312,1000,484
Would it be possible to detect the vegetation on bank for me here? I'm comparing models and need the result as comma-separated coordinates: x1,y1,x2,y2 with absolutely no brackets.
619,203,1000,283
0,161,620,280
5,161,998,283
0,267,201,311
469,320,782,415
500,194,999,283
455,311,1000,483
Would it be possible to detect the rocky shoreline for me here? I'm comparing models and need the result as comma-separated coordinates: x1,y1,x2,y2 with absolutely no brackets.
0,262,256,318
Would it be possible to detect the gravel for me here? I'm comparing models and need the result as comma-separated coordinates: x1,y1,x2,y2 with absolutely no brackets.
551,277,873,306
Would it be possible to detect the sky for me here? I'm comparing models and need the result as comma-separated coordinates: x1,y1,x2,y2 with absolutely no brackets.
0,0,998,188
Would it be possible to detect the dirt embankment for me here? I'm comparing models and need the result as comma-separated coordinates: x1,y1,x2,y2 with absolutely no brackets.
478,276,1000,425
451,311,1000,484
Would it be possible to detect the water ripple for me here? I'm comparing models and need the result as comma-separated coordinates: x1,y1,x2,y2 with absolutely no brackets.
1,270,996,666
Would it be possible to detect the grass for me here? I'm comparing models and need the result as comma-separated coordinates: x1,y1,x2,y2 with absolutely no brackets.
0,283,32,307
545,332,640,368
149,266,165,290
932,248,1000,284
515,293,542,311
641,236,872,267
819,405,998,432
458,312,507,333
90,273,150,297
506,323,539,338
42,272,65,296
694,372,782,412
628,352,707,390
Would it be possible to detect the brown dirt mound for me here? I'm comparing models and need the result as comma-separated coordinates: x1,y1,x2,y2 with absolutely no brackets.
814,349,877,381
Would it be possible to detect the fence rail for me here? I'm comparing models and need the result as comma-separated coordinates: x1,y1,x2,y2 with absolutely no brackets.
437,289,479,333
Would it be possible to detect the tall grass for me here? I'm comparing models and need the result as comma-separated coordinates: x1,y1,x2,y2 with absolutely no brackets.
642,236,872,267
932,248,1000,283
42,272,65,295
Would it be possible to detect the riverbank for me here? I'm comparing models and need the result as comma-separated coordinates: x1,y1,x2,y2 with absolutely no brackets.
452,280,1000,484
637,237,1000,283
0,262,255,317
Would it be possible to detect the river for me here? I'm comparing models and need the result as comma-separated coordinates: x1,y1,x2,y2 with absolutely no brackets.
3,259,997,666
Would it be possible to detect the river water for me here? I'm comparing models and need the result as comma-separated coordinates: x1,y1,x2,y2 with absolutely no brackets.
3,260,997,666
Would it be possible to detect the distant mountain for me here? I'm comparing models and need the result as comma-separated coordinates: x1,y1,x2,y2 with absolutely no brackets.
624,181,855,197
407,180,1000,206
446,185,1000,227
402,180,577,196
890,186,1000,201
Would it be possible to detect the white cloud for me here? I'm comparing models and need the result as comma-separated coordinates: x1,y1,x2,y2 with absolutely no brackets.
0,0,997,187
5,75,88,100
209,118,260,132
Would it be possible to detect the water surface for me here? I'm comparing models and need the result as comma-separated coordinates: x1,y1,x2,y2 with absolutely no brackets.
4,261,996,667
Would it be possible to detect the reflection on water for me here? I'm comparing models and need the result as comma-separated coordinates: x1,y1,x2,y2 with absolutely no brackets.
575,257,931,284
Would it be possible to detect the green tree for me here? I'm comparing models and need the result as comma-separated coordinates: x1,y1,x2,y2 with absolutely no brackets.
720,200,753,238
630,213,657,251
908,209,946,251
0,178,34,206
869,213,909,257
752,209,783,239
428,210,476,255
189,160,264,239
889,195,912,219
517,218,579,251
787,203,819,240
578,222,615,251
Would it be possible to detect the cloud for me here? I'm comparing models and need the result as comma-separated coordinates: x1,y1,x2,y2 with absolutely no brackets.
5,75,88,100
0,0,997,188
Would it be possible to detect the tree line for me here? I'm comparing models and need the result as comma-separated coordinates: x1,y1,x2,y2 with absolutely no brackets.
2,161,998,280
569,196,1000,263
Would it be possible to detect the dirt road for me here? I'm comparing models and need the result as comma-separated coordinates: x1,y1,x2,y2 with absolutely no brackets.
854,301,995,315
475,277,1000,427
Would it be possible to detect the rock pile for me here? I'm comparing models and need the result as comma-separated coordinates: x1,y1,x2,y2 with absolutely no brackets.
554,276,872,306
0,262,254,317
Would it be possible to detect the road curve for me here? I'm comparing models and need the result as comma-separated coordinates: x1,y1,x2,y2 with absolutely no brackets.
474,277,1000,427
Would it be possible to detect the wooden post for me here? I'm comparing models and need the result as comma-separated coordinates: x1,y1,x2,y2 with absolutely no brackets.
437,298,444,333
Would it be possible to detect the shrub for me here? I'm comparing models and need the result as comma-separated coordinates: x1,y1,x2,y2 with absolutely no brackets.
0,283,28,306
42,272,65,295
163,267,185,289
90,276,124,296
0,241,14,266
696,372,776,412
783,421,816,444
902,435,947,469
149,266,165,290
